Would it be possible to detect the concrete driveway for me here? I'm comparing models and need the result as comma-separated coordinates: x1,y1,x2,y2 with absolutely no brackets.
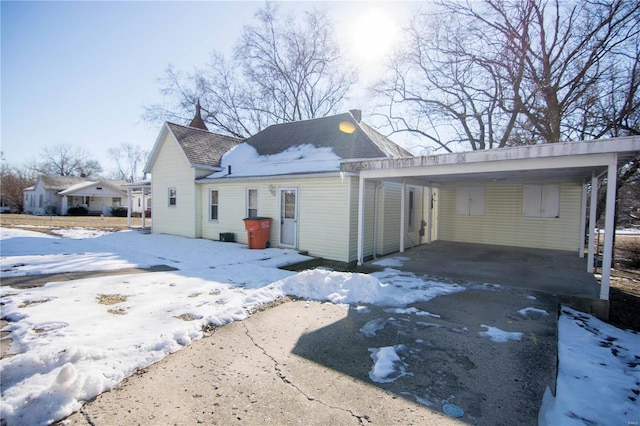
62,281,557,425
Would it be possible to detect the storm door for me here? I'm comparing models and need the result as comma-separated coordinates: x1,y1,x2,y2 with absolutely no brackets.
279,188,298,247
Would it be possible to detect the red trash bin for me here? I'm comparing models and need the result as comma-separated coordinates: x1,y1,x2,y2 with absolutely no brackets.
242,217,272,249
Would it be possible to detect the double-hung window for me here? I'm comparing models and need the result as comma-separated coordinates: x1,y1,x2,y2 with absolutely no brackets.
247,189,258,218
168,188,177,206
210,189,219,221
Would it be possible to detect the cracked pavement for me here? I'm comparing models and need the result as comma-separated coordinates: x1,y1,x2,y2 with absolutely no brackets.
59,300,461,425
59,287,556,425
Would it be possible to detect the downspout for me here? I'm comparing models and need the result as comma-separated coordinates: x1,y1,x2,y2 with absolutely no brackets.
372,182,384,259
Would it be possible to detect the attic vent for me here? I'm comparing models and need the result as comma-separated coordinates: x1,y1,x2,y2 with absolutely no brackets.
96,187,102,190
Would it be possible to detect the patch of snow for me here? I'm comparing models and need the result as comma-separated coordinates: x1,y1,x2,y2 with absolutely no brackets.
517,307,549,318
478,325,523,343
50,228,111,239
383,307,440,318
368,345,411,383
353,305,370,313
416,322,442,328
538,307,640,426
372,256,410,268
360,318,388,337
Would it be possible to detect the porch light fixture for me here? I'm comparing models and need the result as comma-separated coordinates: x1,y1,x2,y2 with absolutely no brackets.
338,121,356,134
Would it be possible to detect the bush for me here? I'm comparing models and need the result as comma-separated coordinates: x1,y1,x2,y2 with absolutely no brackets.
67,206,88,216
110,206,128,217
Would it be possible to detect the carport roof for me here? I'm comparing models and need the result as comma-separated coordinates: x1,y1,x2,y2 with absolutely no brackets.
341,136,640,184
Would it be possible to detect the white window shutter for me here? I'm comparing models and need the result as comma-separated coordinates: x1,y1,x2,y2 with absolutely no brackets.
456,187,470,215
523,185,542,217
469,187,485,216
541,184,560,218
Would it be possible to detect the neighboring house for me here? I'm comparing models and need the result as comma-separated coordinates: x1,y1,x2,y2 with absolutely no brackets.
23,175,127,216
144,109,426,264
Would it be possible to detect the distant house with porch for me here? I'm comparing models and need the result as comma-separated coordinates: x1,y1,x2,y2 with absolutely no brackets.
23,175,127,216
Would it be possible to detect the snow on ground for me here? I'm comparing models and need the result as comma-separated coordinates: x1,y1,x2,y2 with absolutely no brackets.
0,227,461,425
539,307,640,426
478,325,524,343
1,227,638,425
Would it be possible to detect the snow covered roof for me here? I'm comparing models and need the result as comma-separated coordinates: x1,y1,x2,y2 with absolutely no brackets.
245,112,412,160
201,112,412,180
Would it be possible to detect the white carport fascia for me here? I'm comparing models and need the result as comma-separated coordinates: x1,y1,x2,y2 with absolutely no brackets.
356,152,615,181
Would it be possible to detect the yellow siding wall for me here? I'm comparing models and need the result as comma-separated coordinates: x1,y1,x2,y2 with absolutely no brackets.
347,178,377,262
438,182,582,251
150,132,198,238
199,176,353,262
378,183,425,255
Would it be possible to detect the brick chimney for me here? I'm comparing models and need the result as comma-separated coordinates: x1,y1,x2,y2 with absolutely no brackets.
349,109,362,123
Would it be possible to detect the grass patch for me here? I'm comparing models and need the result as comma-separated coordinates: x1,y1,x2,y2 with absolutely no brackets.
176,313,200,321
19,298,51,308
97,294,128,305
107,308,127,315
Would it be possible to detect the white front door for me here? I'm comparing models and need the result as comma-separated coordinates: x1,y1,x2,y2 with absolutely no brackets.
280,188,298,247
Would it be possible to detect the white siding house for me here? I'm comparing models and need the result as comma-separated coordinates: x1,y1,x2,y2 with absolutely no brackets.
23,176,126,216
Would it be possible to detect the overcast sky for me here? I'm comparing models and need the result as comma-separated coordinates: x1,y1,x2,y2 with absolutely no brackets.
1,1,414,177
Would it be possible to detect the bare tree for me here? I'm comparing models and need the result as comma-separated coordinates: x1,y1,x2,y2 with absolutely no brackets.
31,144,103,177
145,3,357,137
375,0,640,151
1,153,36,212
108,143,148,182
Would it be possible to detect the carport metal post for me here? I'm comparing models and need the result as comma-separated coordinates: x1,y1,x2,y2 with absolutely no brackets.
400,179,406,253
587,172,598,273
579,182,587,258
357,176,365,265
599,160,618,300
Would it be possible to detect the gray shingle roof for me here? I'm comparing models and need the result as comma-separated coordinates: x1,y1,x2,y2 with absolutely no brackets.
244,112,412,160
39,175,90,190
167,123,242,168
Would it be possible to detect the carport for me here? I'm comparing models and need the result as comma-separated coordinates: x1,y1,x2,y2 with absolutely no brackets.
342,137,640,301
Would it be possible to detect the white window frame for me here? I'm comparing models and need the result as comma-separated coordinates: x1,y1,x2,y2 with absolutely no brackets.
246,188,258,218
455,186,485,216
209,189,219,222
168,187,177,207
523,184,560,218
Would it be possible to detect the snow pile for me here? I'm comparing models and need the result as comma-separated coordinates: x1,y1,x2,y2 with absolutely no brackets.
206,143,341,178
273,268,464,306
539,307,640,425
